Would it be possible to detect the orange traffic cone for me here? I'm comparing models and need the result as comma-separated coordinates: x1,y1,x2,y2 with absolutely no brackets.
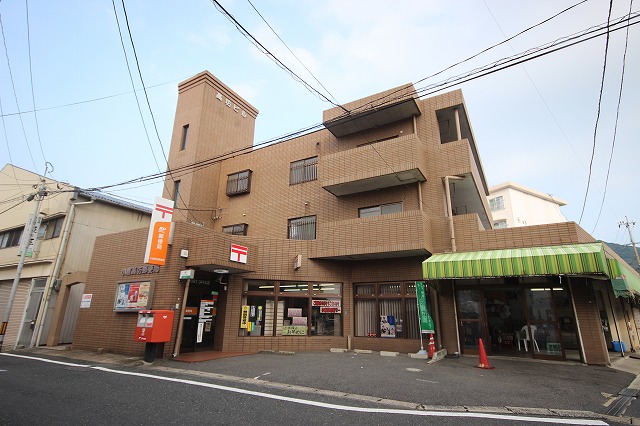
427,333,436,358
476,338,495,369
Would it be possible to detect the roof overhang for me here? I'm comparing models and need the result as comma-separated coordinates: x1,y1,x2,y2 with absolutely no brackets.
323,98,421,138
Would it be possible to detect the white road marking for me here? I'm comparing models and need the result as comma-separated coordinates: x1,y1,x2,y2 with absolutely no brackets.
0,353,608,425
253,372,271,380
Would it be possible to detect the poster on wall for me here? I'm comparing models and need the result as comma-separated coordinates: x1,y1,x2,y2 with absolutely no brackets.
380,315,396,338
113,281,154,312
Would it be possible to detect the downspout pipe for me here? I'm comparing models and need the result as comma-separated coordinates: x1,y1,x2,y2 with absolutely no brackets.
32,197,95,347
443,176,464,253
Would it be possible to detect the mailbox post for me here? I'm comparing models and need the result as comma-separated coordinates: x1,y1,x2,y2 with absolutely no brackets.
135,310,174,362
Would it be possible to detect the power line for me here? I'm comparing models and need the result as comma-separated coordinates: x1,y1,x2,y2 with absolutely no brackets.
578,0,614,224
210,0,347,112
25,0,47,167
0,10,38,174
592,0,634,232
83,13,640,196
111,0,162,173
246,0,341,106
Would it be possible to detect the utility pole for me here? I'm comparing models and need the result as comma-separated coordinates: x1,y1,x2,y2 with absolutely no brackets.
619,216,640,269
0,173,48,352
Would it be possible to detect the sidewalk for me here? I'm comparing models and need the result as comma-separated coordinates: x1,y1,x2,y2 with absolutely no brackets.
15,346,640,423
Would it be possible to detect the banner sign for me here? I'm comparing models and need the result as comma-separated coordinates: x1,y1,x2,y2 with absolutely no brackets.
144,197,174,266
416,281,435,333
19,214,42,258
240,305,250,329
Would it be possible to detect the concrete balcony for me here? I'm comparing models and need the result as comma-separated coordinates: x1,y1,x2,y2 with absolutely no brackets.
309,210,432,260
320,133,426,196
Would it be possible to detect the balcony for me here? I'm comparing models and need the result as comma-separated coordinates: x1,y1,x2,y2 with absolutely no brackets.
321,133,426,196
309,210,432,260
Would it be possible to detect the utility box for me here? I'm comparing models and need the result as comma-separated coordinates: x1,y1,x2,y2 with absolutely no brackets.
134,310,174,343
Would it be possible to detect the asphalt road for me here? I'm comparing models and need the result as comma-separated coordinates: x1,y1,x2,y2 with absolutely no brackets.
2,350,637,425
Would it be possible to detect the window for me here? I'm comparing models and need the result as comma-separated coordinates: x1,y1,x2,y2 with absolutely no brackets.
354,281,420,339
180,124,189,150
288,215,316,240
494,219,508,229
173,180,181,204
290,156,317,184
359,202,402,218
37,217,65,240
240,280,342,337
222,223,248,236
226,170,252,196
489,196,504,211
0,227,24,249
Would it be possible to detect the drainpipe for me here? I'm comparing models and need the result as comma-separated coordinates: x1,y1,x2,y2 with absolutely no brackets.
443,176,464,253
31,196,95,348
172,278,191,358
454,107,462,141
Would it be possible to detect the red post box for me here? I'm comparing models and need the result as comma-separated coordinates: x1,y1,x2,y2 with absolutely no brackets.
135,310,174,343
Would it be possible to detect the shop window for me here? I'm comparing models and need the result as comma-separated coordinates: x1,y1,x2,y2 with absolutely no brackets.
226,170,252,196
241,280,342,337
311,298,342,336
222,223,248,236
354,282,419,339
290,156,317,184
288,216,316,240
0,227,23,249
278,297,308,336
359,202,402,218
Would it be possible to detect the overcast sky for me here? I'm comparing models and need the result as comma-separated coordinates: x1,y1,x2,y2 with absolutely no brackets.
1,0,638,245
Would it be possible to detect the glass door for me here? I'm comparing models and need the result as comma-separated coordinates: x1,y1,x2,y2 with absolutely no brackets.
524,287,566,359
457,289,486,355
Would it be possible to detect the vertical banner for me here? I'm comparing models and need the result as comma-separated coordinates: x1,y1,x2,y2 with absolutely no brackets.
416,281,435,333
19,214,42,258
144,197,174,266
240,305,250,329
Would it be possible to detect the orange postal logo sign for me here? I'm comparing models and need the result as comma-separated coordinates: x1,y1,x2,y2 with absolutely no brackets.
144,197,174,266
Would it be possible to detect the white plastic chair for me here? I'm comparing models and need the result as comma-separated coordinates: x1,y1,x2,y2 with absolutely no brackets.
517,325,540,352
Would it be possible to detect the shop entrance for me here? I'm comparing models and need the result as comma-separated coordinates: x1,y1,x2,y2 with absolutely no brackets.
180,274,226,353
457,285,580,361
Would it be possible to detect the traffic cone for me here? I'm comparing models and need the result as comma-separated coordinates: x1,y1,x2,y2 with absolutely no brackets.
476,338,495,369
427,333,436,358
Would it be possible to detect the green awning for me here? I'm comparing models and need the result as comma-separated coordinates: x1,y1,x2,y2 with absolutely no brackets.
423,243,610,280
608,258,640,298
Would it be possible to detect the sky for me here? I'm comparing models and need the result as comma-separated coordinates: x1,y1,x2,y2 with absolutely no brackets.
0,0,638,246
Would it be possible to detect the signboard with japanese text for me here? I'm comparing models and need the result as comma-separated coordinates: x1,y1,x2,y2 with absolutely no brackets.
240,305,250,328
144,197,173,266
80,294,93,309
282,325,307,336
113,281,153,312
312,299,341,313
416,281,435,333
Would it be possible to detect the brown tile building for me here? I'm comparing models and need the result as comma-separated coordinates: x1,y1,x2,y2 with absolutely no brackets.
73,71,640,365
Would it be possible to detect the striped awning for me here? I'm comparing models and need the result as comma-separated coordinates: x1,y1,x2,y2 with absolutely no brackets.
423,243,609,280
608,258,640,298
423,242,640,298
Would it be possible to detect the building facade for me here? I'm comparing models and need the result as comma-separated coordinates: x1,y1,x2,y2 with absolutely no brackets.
72,71,640,365
488,181,567,229
0,164,151,351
